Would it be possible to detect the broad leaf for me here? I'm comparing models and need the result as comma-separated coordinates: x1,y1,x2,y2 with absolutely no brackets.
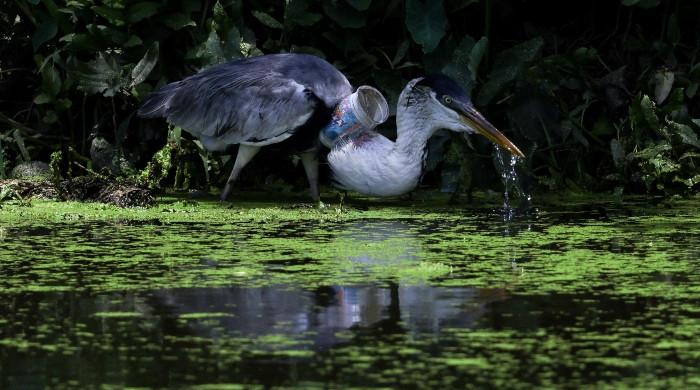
346,0,371,11
640,95,660,129
131,42,159,87
163,13,196,30
477,37,544,106
32,20,58,51
610,139,624,168
195,30,225,65
444,35,475,88
323,0,366,28
252,11,284,29
667,121,700,150
73,53,124,96
405,0,447,53
127,2,161,23
92,5,125,26
41,65,62,98
468,37,488,79
194,27,242,65
60,33,99,51
285,0,323,26
654,70,674,104
33,93,53,105
392,40,410,67
621,0,660,8
124,36,143,48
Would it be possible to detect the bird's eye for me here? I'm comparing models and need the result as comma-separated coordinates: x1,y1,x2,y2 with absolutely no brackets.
443,95,453,104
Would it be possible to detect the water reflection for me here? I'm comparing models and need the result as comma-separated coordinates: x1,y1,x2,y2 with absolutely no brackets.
146,284,509,342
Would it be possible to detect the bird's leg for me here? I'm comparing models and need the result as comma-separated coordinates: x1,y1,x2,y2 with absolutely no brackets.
300,150,321,204
221,144,260,201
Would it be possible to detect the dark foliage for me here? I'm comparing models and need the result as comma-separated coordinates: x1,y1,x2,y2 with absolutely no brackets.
1,0,698,197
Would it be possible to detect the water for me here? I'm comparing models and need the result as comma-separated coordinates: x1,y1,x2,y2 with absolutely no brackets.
493,146,531,223
1,198,699,388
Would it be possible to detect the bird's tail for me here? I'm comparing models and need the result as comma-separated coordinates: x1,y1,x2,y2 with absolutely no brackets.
137,82,182,118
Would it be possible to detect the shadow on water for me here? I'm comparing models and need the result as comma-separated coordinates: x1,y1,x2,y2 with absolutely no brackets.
1,200,700,388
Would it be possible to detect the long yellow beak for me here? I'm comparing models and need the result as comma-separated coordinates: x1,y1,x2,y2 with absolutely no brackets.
459,105,525,158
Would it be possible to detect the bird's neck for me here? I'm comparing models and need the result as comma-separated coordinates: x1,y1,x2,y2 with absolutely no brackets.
391,97,440,170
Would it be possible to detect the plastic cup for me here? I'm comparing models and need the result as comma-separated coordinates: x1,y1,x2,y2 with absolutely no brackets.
319,86,389,148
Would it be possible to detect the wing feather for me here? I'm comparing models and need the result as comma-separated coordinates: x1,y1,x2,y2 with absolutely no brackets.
138,54,353,148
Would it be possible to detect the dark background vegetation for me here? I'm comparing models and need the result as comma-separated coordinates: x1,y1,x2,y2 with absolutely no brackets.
1,0,699,198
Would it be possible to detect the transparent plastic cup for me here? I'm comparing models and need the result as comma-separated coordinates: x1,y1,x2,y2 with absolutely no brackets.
319,86,389,148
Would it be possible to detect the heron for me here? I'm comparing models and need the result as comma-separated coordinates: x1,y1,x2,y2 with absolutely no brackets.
138,53,523,201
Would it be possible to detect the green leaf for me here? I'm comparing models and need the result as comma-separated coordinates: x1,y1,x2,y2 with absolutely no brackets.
405,0,447,53
640,95,660,129
446,0,478,12
32,20,58,51
610,139,624,168
195,29,225,65
193,27,241,66
628,142,671,161
56,98,72,111
636,0,661,8
252,10,284,29
33,93,53,105
115,113,133,147
476,37,544,106
372,69,404,114
41,65,62,98
654,70,674,104
468,37,488,79
667,13,680,44
621,0,659,7
163,13,196,30
679,152,700,160
690,64,700,81
127,2,161,23
13,130,30,161
131,42,159,87
221,27,242,60
124,35,143,48
346,0,371,11
73,53,124,96
673,174,700,188
43,110,59,124
92,5,125,26
60,33,99,51
323,0,367,28
212,1,229,29
392,40,410,67
442,36,475,92
285,0,323,26
667,121,700,150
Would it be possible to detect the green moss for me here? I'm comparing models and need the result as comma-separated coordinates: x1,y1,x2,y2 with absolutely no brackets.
179,312,235,319
93,312,144,318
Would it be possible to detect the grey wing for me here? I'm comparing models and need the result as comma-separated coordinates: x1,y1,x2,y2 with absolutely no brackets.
138,54,353,148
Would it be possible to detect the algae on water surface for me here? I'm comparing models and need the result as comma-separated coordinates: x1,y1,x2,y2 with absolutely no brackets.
0,195,699,388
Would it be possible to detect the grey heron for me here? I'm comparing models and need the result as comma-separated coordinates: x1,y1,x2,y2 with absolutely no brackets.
138,53,523,200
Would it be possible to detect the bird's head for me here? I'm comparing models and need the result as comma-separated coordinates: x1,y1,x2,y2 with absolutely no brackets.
406,74,524,158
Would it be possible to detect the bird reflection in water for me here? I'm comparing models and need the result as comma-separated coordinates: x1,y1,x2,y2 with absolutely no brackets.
143,221,509,346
